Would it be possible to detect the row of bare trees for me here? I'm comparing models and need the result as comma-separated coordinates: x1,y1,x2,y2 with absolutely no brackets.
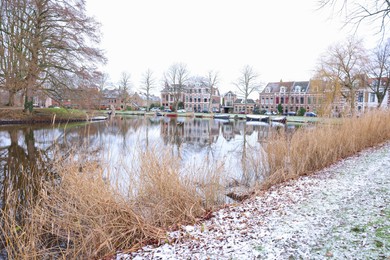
0,0,105,109
314,37,390,115
112,63,261,113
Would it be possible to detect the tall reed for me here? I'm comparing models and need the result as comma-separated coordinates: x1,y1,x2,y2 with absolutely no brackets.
2,111,390,258
1,144,225,258
262,110,390,189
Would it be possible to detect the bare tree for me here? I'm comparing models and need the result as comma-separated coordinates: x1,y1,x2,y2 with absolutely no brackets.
367,39,390,107
316,37,368,115
140,69,156,111
233,65,260,114
164,63,189,111
0,0,29,106
118,71,132,110
203,71,219,113
0,0,105,110
319,0,390,36
95,72,110,92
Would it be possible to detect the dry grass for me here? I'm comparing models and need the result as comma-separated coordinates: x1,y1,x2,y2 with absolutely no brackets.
1,160,165,259
1,146,224,259
262,110,390,189
2,110,390,258
135,149,205,227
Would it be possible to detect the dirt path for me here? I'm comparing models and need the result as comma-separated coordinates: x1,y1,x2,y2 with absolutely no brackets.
128,142,390,259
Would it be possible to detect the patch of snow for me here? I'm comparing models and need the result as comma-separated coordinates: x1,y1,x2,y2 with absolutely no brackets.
122,142,390,259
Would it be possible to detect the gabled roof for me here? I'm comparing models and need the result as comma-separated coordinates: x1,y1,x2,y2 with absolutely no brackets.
292,81,310,92
233,98,255,104
102,89,122,98
262,81,309,93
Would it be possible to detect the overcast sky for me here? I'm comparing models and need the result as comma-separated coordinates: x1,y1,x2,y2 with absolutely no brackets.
86,0,377,97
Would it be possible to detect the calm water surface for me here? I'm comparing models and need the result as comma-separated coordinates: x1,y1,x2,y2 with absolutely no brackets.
0,115,294,208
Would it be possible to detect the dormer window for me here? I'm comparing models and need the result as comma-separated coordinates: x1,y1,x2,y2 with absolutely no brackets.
280,87,286,93
265,87,271,93
295,86,301,93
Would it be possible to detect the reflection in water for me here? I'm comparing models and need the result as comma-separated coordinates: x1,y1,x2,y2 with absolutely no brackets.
0,126,55,256
0,116,295,255
0,116,286,201
0,117,291,231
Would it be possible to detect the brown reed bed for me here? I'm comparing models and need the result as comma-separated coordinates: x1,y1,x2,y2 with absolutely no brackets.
1,146,225,259
261,110,390,189
2,110,390,258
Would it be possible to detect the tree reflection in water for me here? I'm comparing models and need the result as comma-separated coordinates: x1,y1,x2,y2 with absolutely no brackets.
0,116,293,256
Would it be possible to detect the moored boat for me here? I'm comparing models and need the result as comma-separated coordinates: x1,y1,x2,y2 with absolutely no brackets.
91,116,108,121
271,116,287,124
246,114,269,122
214,114,230,120
245,121,269,126
165,113,178,117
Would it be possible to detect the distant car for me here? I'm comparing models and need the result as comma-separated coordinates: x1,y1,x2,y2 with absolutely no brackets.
265,111,272,115
150,107,160,112
239,110,246,114
202,109,209,113
286,111,296,116
177,109,186,113
305,112,317,117
139,107,146,111
164,108,172,112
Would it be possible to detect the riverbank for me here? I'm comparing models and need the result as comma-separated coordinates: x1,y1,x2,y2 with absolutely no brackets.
0,107,319,125
0,107,106,125
2,110,390,259
128,141,390,259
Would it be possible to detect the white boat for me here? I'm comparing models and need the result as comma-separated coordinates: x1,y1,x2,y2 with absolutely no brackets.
91,116,108,121
214,114,230,120
246,115,269,122
245,121,269,126
270,116,287,123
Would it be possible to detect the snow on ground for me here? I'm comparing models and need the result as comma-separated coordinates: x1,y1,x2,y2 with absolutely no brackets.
123,142,390,259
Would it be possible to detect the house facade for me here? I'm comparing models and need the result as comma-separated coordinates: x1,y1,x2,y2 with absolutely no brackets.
356,78,390,112
161,77,221,112
221,91,237,113
130,92,161,110
233,98,256,114
101,89,125,110
259,81,322,114
260,79,390,116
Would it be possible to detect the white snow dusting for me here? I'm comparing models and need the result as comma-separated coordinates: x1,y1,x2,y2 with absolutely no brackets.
121,142,390,259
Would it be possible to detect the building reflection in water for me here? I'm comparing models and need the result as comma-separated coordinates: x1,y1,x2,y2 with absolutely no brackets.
0,116,289,216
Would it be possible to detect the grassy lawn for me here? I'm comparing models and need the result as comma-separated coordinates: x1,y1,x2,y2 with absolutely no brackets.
0,107,103,121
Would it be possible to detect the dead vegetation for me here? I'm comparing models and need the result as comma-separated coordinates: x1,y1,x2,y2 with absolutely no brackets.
2,110,390,258
262,110,390,189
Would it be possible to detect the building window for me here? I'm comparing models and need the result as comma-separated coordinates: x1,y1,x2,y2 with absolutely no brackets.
370,93,375,102
358,92,363,102
300,97,304,104
280,87,286,93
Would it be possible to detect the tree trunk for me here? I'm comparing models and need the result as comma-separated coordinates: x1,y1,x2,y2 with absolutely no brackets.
8,90,16,107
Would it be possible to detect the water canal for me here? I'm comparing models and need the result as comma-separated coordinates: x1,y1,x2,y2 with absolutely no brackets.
0,115,295,208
